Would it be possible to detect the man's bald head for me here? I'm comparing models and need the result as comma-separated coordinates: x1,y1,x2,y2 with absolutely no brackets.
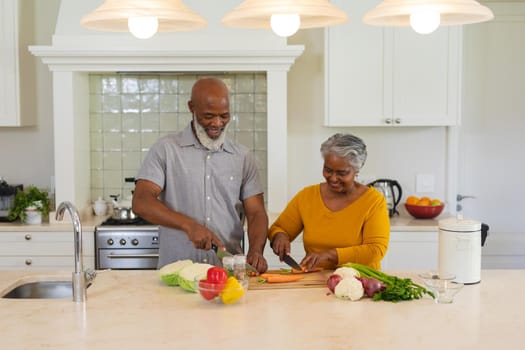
188,78,231,150
190,77,229,110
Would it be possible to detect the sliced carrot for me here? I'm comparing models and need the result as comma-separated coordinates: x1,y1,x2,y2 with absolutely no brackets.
291,267,323,274
259,274,305,283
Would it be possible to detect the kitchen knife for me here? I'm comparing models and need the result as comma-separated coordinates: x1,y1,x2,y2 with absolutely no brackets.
211,243,258,274
283,254,303,271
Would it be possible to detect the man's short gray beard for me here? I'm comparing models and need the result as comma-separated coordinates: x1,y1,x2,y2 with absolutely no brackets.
193,118,228,152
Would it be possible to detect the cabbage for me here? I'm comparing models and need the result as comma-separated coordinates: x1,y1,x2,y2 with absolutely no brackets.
158,259,193,286
177,263,213,292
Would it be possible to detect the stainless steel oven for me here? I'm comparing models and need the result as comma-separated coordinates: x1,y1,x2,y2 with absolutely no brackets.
95,218,159,270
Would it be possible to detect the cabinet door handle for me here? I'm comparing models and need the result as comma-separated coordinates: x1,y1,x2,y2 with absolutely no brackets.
385,118,392,124
394,118,401,124
25,259,32,265
25,234,32,240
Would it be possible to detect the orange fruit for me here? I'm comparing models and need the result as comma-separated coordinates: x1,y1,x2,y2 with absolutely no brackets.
417,198,431,206
406,196,419,205
430,199,442,206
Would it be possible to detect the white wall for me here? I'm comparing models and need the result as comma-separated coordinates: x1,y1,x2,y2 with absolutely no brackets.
460,3,525,268
0,0,59,190
460,5,525,230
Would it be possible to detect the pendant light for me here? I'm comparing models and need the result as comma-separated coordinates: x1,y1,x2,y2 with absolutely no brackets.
363,0,494,35
80,0,207,39
222,0,348,38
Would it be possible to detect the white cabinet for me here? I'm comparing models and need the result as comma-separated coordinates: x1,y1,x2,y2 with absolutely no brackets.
0,0,35,126
0,230,95,270
382,230,438,270
325,0,461,127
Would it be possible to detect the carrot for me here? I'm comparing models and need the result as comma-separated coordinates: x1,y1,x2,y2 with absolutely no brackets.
259,273,305,283
291,267,323,274
278,267,324,274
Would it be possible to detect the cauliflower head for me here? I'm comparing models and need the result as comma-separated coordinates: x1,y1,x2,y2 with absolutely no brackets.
334,277,364,301
333,267,360,279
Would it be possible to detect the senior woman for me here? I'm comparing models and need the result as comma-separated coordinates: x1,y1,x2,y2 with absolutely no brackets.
268,133,390,271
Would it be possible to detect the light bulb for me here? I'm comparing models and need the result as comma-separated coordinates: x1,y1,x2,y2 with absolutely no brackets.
270,13,300,37
128,16,159,39
410,11,440,35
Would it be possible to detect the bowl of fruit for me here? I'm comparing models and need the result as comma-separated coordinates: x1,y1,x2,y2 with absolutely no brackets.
404,196,445,219
195,266,249,305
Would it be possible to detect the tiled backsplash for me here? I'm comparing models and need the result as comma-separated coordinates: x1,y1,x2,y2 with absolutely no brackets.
89,73,268,202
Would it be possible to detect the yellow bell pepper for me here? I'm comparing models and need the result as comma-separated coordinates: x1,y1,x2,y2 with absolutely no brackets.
220,277,245,304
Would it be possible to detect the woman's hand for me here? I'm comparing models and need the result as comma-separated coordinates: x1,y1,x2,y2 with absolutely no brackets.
271,232,291,261
301,249,338,271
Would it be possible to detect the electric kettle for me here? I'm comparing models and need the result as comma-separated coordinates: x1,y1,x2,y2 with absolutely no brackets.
368,179,403,217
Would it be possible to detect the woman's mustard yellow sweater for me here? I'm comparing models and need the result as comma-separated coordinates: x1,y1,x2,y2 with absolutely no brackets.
268,184,390,270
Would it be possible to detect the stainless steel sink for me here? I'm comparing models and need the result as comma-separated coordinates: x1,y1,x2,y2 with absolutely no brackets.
2,281,90,299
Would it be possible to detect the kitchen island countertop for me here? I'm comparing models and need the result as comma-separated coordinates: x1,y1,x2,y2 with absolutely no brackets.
0,269,522,350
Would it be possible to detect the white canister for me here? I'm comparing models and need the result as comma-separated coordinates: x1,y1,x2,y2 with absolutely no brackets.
438,218,482,284
93,197,107,216
24,209,42,225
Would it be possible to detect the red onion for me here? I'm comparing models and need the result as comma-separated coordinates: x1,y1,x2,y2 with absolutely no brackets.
356,277,386,297
326,274,343,293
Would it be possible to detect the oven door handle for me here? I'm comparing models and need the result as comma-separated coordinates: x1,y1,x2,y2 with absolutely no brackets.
107,253,159,259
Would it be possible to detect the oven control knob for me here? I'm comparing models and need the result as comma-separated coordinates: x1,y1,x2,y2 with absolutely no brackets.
131,239,139,246
107,238,114,245
119,238,126,246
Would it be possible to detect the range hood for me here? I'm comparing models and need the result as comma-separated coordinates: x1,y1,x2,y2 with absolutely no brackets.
30,0,303,214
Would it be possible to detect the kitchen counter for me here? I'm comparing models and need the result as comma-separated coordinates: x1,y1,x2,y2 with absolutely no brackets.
389,214,443,231
0,213,107,232
0,269,522,349
389,205,451,231
268,209,447,232
1,206,445,233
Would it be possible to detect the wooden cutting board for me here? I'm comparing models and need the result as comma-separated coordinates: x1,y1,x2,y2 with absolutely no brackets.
249,269,332,290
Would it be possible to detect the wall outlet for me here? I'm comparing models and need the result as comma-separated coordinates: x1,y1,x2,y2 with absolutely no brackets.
416,174,435,193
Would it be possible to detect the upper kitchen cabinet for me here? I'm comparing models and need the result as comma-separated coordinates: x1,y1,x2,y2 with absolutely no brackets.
0,0,36,127
324,0,461,127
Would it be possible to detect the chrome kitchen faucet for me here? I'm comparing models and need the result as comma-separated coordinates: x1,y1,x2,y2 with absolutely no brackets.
56,201,97,302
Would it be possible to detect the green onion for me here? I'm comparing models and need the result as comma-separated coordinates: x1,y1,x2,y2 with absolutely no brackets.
342,263,435,302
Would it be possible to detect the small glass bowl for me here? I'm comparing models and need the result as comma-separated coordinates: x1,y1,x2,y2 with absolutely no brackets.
418,271,464,304
195,277,249,305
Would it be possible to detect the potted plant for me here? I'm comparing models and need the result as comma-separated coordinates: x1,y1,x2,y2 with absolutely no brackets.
7,186,50,224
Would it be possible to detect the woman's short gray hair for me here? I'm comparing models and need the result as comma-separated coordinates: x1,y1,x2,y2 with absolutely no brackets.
320,133,367,171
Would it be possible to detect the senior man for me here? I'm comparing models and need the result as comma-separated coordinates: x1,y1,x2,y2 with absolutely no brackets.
132,77,268,273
